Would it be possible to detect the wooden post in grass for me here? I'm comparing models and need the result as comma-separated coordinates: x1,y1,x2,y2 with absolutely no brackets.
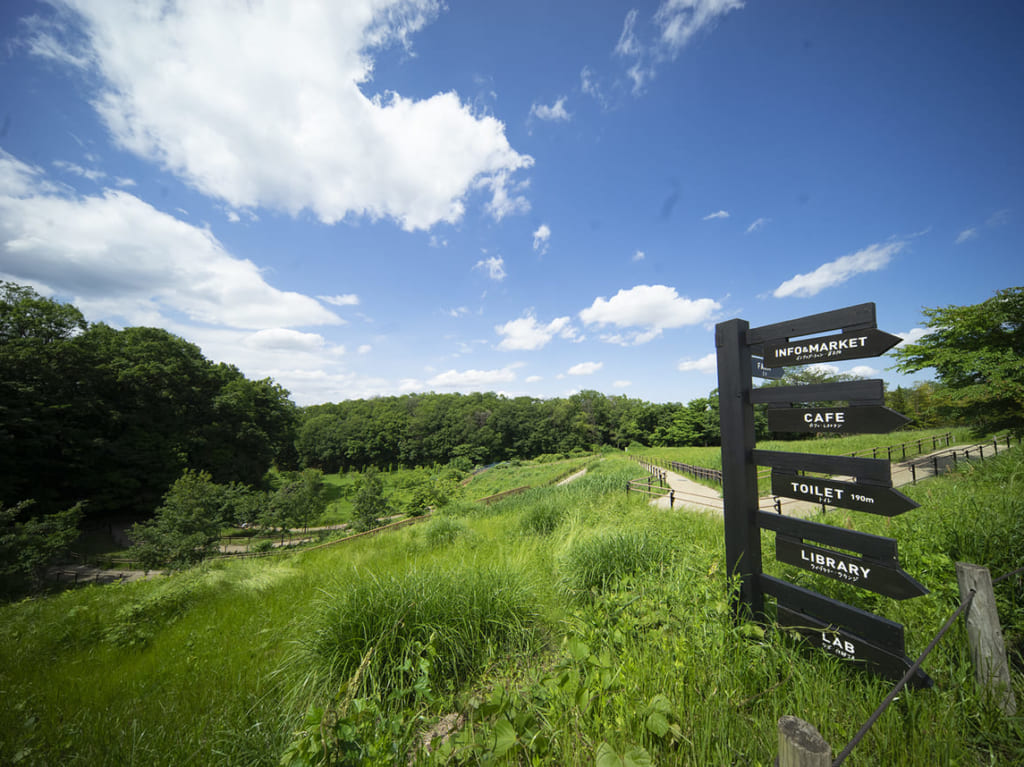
956,562,1017,715
778,716,831,767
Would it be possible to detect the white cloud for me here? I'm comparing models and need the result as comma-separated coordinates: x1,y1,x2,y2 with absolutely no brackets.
702,209,729,220
656,0,745,51
243,328,326,352
495,313,576,350
614,1,744,93
532,223,551,254
428,364,522,389
31,0,532,231
579,284,721,345
52,160,106,182
525,375,542,383
773,241,903,299
632,250,645,261
807,363,840,377
445,306,470,318
896,327,932,346
847,365,877,378
613,379,632,388
567,361,603,376
677,353,716,374
0,150,339,330
530,97,570,122
480,171,531,221
746,217,769,233
955,228,977,244
319,294,360,306
474,256,507,281
358,344,372,354
580,66,607,107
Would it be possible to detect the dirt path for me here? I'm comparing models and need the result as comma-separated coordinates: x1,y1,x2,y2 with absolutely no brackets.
46,564,163,585
557,468,588,485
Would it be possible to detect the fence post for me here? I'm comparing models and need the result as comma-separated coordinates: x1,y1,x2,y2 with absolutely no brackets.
910,463,916,484
670,490,675,509
778,716,831,767
955,563,1017,716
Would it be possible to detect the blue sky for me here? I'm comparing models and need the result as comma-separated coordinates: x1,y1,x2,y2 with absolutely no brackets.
1,1,1021,406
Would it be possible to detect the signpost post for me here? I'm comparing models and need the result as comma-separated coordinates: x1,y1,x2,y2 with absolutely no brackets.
716,302,930,686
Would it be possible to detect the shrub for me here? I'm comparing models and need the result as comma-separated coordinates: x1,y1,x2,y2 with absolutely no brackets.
294,565,543,708
558,528,675,601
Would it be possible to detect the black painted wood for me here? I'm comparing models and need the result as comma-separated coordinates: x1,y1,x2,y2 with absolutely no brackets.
775,536,929,600
757,511,899,561
753,449,892,485
750,380,884,405
768,406,910,434
746,303,876,344
771,472,919,516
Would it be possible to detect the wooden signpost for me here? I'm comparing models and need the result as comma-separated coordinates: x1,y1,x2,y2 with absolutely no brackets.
716,302,931,686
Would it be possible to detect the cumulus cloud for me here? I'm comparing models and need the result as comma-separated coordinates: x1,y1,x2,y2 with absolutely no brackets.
773,241,903,299
702,209,729,220
0,150,339,330
847,365,877,378
533,223,551,254
567,361,603,376
529,97,570,122
358,344,372,354
613,380,631,388
896,327,932,346
475,255,507,281
242,328,326,352
632,250,645,261
427,364,522,389
677,352,717,374
495,313,576,351
579,284,721,345
30,0,532,231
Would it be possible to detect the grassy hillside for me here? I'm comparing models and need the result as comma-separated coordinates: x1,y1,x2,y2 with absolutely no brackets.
2,448,1022,765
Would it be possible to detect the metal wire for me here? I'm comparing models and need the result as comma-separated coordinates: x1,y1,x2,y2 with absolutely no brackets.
831,589,976,766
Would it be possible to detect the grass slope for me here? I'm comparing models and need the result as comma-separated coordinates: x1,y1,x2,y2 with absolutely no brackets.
1,448,1021,766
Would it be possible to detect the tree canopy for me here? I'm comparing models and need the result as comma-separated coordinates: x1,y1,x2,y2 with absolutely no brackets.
892,286,1024,436
0,282,298,519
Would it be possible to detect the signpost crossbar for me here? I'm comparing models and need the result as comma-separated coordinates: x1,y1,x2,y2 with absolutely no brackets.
762,574,905,651
751,380,884,404
746,303,876,344
757,511,898,561
753,449,892,485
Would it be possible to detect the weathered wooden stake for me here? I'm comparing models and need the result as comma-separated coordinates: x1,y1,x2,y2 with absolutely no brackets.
778,716,831,767
956,562,1017,715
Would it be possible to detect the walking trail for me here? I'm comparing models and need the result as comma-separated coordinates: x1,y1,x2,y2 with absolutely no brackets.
649,438,1015,517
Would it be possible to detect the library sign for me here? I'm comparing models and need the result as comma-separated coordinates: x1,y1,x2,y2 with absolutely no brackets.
715,303,931,686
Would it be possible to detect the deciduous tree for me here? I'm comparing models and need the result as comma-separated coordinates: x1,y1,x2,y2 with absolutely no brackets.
892,287,1023,436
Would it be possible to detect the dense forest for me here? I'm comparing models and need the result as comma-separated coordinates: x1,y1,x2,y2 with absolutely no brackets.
2,282,949,523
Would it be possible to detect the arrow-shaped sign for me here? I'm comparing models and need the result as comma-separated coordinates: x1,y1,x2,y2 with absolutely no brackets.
776,605,932,687
752,356,784,380
768,406,910,434
775,536,929,600
771,471,919,516
764,328,902,367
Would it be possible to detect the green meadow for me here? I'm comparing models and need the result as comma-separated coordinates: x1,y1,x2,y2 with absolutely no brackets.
2,437,1022,766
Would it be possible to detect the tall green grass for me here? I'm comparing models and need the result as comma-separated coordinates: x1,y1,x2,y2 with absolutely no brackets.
1,450,1021,765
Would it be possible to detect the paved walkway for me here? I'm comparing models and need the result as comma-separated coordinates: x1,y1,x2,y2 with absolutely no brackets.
650,438,1017,518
